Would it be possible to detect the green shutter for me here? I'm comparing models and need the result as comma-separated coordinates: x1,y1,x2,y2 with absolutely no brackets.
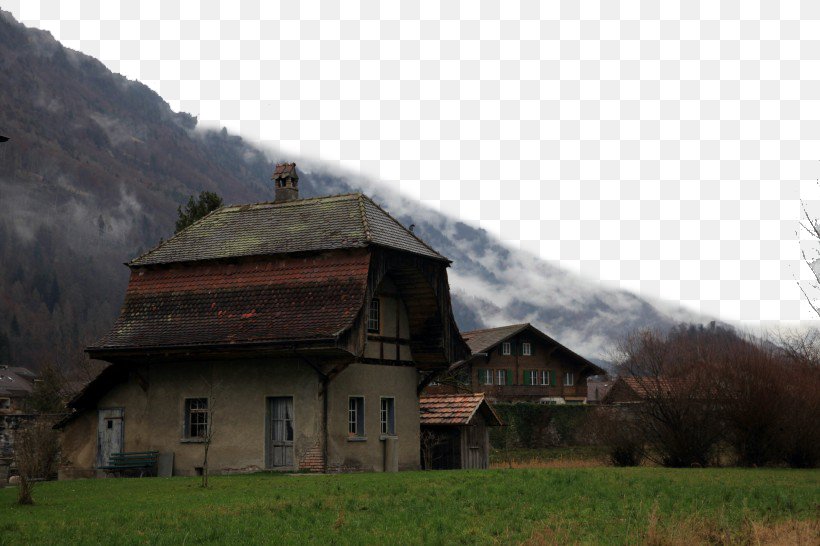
506,369,513,385
477,368,485,385
550,370,556,386
523,370,531,385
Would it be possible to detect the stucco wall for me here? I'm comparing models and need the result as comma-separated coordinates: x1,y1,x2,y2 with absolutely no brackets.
60,359,422,477
326,363,420,472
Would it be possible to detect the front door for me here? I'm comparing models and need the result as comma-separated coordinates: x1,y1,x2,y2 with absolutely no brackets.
266,397,294,468
97,408,124,467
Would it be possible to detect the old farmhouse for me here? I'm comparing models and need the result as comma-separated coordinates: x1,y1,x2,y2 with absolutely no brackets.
448,323,605,404
57,164,469,477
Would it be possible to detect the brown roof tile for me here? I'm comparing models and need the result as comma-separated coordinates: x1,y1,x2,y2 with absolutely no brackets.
419,393,502,426
89,250,371,352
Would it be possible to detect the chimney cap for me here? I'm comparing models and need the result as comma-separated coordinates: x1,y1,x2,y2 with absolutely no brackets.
272,162,297,181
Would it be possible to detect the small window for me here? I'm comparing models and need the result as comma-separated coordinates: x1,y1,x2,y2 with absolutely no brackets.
541,371,550,386
368,298,380,333
522,342,532,356
380,397,396,436
185,398,209,439
496,369,507,385
349,396,365,437
0,398,10,410
479,369,494,385
564,372,575,386
502,342,511,355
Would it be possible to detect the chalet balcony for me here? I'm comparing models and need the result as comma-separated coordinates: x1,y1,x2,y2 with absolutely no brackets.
473,384,588,400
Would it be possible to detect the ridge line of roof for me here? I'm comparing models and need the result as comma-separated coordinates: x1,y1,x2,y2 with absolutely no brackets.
218,192,363,211
462,323,530,336
357,194,372,242
360,194,449,262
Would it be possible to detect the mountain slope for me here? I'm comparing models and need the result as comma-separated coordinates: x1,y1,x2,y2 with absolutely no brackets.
0,11,695,372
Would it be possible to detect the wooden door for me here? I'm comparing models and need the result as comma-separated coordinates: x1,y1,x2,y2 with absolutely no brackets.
97,408,123,467
267,397,294,468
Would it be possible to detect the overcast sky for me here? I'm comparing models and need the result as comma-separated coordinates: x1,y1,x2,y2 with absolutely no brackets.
5,1,819,329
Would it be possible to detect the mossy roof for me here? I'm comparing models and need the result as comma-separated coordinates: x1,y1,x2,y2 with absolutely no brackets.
130,193,447,266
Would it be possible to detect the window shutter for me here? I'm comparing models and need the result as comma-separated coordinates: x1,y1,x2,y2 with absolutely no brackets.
523,370,531,385
477,368,485,385
550,370,556,386
506,369,513,385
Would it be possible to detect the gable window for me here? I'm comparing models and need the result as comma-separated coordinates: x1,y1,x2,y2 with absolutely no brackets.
502,342,511,355
479,369,494,385
349,396,365,438
522,342,532,356
380,397,396,436
185,398,209,439
496,369,507,385
564,372,575,386
368,299,380,333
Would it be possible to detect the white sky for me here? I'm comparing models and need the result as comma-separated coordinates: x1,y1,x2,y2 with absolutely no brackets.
5,1,820,329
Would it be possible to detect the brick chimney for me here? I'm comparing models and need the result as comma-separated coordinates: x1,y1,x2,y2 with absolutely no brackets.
272,163,299,203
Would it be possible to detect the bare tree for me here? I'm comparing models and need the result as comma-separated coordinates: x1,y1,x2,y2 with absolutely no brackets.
14,418,59,505
799,193,820,317
200,376,217,488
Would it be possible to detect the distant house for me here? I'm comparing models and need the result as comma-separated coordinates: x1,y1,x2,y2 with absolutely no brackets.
0,365,36,460
601,376,693,405
419,393,501,469
0,365,35,415
439,324,605,404
57,164,469,478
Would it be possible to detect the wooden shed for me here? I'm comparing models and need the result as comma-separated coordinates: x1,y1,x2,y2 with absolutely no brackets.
419,393,502,470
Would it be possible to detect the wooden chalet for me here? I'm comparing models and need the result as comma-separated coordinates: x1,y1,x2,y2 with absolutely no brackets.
440,323,605,404
57,163,469,477
419,393,501,469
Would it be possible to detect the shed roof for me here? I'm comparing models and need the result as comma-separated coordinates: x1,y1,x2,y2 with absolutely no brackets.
419,393,502,426
130,193,447,266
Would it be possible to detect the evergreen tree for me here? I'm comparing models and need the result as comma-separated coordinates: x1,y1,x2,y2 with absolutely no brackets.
175,191,223,233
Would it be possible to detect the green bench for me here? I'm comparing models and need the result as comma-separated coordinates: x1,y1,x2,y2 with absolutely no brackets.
100,451,159,477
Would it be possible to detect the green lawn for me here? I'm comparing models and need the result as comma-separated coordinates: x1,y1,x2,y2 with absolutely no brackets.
1,468,817,545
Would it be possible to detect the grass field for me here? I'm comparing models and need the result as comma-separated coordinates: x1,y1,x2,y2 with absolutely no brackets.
1,468,818,545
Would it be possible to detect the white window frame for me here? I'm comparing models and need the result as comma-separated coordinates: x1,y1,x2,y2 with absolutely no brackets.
481,369,494,385
541,371,550,386
348,396,365,438
367,299,380,333
502,342,511,355
496,369,507,385
564,372,575,386
529,370,539,385
522,342,532,356
380,397,396,437
184,397,209,439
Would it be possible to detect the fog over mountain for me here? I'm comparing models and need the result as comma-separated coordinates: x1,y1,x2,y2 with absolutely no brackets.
0,11,702,372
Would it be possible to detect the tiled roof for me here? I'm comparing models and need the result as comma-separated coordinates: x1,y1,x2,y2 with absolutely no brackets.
130,193,447,266
419,393,502,426
89,250,371,352
461,323,529,354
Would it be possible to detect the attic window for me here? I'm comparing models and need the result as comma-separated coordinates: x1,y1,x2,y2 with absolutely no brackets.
522,342,532,356
501,342,511,355
368,299,380,333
